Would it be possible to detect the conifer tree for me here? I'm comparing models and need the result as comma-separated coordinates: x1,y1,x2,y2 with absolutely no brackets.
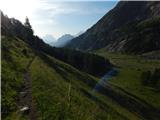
24,17,34,41
24,17,32,29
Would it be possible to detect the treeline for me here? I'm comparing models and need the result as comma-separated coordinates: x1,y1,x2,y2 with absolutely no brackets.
141,68,160,89
33,35,112,76
1,11,112,76
44,47,112,76
1,12,34,45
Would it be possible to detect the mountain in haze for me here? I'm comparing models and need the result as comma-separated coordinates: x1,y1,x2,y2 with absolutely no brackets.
66,1,160,54
42,34,56,44
51,34,74,47
75,31,84,37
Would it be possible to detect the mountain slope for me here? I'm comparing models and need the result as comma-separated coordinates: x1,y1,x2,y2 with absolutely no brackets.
2,8,160,120
1,12,129,120
1,12,112,77
52,34,74,47
3,34,160,120
42,34,56,44
2,36,133,120
66,1,160,54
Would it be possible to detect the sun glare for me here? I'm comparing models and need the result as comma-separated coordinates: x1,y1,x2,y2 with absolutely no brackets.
0,0,38,22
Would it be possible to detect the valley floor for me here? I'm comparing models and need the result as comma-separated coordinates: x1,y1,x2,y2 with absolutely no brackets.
96,51,160,120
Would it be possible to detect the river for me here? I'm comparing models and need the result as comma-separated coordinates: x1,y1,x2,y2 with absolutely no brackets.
93,68,118,92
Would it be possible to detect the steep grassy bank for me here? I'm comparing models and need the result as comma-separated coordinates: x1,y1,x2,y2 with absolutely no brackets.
29,54,128,120
1,36,35,119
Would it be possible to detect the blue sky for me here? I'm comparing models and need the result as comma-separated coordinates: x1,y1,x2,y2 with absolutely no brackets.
0,0,118,40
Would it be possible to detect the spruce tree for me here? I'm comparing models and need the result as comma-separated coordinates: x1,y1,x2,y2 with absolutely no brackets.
24,17,32,29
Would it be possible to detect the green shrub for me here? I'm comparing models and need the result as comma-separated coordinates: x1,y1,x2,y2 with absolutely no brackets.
141,68,160,88
141,71,151,85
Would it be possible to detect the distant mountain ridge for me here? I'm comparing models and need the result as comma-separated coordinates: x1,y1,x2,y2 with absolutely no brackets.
43,34,56,44
66,1,160,54
51,34,74,47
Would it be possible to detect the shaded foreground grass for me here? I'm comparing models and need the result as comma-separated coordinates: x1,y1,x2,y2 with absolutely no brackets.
1,36,35,120
30,54,127,120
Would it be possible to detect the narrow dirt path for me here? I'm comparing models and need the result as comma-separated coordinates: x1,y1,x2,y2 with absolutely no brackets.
19,56,37,120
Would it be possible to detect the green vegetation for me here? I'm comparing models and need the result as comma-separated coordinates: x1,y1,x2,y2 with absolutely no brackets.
121,17,160,53
30,56,125,120
2,9,160,120
41,47,112,76
1,36,34,119
97,51,160,109
2,35,159,120
1,12,112,77
2,13,124,120
136,17,160,30
141,69,160,89
2,36,130,120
